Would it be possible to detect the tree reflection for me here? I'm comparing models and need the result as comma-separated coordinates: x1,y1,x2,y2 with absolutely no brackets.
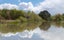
39,22,51,31
0,22,42,33
1,21,64,34
52,22,64,27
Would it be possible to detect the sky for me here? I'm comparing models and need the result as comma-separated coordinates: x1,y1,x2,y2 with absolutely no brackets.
0,0,64,15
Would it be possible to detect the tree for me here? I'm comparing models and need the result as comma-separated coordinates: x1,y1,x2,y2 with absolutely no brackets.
62,14,64,21
39,10,51,21
53,14,62,21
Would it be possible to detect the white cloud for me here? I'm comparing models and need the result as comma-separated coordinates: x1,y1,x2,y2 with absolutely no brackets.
38,0,64,15
0,0,64,15
19,2,41,13
19,2,34,11
19,0,64,15
0,3,19,10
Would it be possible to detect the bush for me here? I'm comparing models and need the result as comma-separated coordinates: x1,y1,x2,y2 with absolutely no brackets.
17,17,27,22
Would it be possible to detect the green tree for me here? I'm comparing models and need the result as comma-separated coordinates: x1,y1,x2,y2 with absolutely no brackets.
39,10,51,21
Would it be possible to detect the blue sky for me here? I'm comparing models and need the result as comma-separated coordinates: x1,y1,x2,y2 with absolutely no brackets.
0,0,44,5
0,0,19,4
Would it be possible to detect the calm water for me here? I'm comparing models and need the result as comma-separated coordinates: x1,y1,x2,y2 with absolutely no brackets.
0,22,64,40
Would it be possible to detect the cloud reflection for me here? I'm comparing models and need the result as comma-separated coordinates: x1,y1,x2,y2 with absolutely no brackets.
0,26,64,40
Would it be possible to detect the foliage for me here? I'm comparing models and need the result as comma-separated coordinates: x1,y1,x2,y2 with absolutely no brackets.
27,11,42,22
39,10,51,21
0,9,42,22
51,14,64,21
17,17,27,22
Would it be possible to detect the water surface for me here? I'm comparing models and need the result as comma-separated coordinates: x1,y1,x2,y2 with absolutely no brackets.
0,22,64,40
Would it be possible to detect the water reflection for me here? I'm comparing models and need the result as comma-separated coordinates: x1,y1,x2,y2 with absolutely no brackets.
0,22,41,33
39,22,51,30
0,22,64,40
52,22,64,27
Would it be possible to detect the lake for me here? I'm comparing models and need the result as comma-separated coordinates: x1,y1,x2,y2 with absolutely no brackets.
0,22,64,40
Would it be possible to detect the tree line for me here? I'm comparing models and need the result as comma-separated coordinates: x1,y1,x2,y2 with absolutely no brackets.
39,10,64,21
0,9,42,22
0,9,64,22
